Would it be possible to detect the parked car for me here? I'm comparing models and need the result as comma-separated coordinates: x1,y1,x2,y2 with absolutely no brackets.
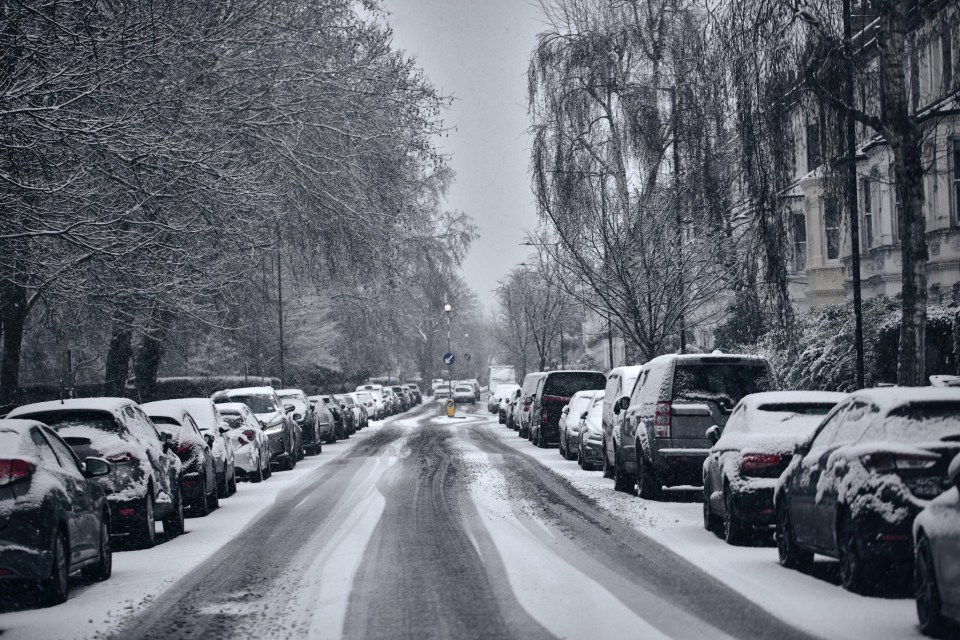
406,384,423,404
489,383,520,417
388,386,408,411
215,402,272,483
347,393,369,429
913,452,960,637
505,387,523,430
337,394,363,432
0,419,113,604
211,387,299,471
142,401,220,516
600,365,643,479
434,383,452,400
382,387,400,414
7,398,185,548
516,373,547,439
277,389,321,456
530,370,606,448
578,395,607,470
776,388,960,594
308,395,338,443
453,384,476,404
356,384,386,419
321,395,350,439
161,398,237,498
616,354,775,499
466,378,481,401
353,392,377,428
559,390,605,461
701,391,844,544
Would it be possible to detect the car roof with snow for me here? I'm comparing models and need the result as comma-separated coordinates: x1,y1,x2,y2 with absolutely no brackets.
8,397,137,418
847,387,960,413
140,400,193,423
642,353,769,368
214,386,276,397
739,390,847,410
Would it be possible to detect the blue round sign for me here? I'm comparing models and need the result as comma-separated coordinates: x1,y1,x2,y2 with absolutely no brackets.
442,352,456,365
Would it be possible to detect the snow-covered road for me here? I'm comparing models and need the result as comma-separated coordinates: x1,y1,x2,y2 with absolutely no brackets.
0,400,926,639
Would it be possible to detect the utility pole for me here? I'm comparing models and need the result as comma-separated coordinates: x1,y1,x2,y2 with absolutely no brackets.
276,227,285,388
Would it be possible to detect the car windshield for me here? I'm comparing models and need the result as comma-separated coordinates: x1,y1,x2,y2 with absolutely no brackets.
866,402,960,443
543,372,606,397
672,363,773,412
220,394,276,414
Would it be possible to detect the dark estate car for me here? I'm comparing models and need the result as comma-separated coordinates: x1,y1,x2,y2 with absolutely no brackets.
0,419,113,605
776,388,960,594
278,388,322,456
7,398,185,549
529,370,606,448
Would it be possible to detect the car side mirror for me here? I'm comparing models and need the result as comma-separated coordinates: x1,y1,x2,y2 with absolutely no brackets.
706,425,721,445
615,396,629,414
219,421,231,434
160,431,173,442
580,411,589,420
259,420,267,428
948,453,960,490
284,404,295,414
293,413,303,421
84,457,110,478
204,433,215,447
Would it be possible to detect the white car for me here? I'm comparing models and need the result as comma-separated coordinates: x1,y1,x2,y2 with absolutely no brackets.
453,385,476,404
558,390,604,461
216,402,271,483
355,384,386,419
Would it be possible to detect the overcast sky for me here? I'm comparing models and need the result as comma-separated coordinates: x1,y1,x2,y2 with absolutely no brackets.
384,0,545,310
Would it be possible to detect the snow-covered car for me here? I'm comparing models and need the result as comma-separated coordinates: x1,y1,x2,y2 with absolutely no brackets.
216,402,272,483
577,395,606,470
434,383,452,400
453,384,476,404
308,395,339,443
212,387,299,471
347,392,369,429
142,401,219,516
381,387,400,414
336,394,363,431
503,387,522,429
321,395,350,439
559,390,604,461
702,391,844,544
601,365,643,478
7,398,185,548
390,386,411,411
405,384,423,404
277,388,321,456
353,391,378,423
776,388,960,594
497,385,521,424
488,383,520,417
355,384,386,419
156,398,237,499
516,372,547,438
913,451,960,637
0,419,113,605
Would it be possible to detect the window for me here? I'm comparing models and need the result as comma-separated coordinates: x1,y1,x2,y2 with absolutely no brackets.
44,429,84,475
891,163,902,243
954,139,960,224
824,197,841,260
806,118,821,172
793,212,807,271
861,179,874,250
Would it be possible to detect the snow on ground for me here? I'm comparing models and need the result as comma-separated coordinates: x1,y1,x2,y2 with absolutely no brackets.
0,418,399,640
470,406,923,640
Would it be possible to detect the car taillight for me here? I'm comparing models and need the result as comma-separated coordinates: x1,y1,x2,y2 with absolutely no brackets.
740,453,784,474
864,451,939,472
654,402,671,437
106,452,136,463
176,442,194,456
243,429,256,441
541,410,549,425
0,459,36,486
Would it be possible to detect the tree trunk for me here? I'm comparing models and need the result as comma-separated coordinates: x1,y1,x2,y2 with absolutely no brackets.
103,309,134,397
133,304,173,402
0,278,28,411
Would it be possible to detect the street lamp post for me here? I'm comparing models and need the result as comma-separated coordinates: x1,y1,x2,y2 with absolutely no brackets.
443,302,452,396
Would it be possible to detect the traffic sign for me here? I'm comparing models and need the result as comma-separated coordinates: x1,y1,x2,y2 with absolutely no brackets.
463,352,472,362
442,352,456,365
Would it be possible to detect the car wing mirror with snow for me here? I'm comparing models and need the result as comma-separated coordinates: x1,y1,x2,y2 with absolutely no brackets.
948,453,960,491
614,396,629,414
84,457,110,478
204,433,215,448
293,413,303,422
219,421,231,434
580,411,589,420
706,425,721,445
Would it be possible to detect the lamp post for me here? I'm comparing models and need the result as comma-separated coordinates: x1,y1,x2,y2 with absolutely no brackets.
443,302,452,394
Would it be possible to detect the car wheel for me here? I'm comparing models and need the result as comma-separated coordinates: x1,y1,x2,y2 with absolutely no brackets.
283,453,295,471
209,476,220,510
703,491,721,533
227,468,238,496
602,439,615,479
133,493,156,549
39,529,69,605
217,468,229,499
250,456,264,483
839,516,872,594
163,486,185,537
82,515,112,582
916,536,948,637
194,477,212,515
723,488,748,545
558,436,567,458
776,498,812,570
315,439,323,455
636,450,661,500
613,446,635,494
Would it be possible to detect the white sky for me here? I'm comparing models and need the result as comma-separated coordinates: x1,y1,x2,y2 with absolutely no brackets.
384,0,545,309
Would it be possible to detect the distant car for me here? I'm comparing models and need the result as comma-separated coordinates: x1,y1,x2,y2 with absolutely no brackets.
142,402,220,516
355,384,386,419
914,452,960,637
504,388,523,430
308,395,338,443
321,395,350,439
0,419,113,605
776,388,960,594
405,384,423,404
154,398,237,499
216,402,271,483
530,370,606,448
7,398,185,548
353,391,379,424
277,389,321,456
701,391,844,544
559,390,605,461
212,387,299,471
489,383,520,417
347,393,370,429
516,372,547,439
336,394,363,432
577,395,606,470
434,383,452,400
453,385,476,404
390,386,411,411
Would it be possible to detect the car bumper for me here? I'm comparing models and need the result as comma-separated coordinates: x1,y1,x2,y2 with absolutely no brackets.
727,484,776,526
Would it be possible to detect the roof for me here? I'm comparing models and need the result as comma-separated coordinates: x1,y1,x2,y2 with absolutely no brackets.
140,400,192,422
740,391,847,409
849,387,960,413
607,365,643,378
642,353,769,368
212,386,275,397
276,388,307,397
0,418,49,432
8,397,136,417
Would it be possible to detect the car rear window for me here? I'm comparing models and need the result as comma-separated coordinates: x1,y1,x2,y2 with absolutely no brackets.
756,403,835,416
149,416,181,427
543,372,606,397
18,411,121,435
866,402,960,443
219,394,276,413
672,363,773,411
223,415,245,429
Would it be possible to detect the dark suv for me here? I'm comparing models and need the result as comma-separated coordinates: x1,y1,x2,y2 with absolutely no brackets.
617,354,774,499
529,370,606,448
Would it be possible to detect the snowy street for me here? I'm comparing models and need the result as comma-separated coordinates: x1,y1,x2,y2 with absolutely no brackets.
0,398,926,640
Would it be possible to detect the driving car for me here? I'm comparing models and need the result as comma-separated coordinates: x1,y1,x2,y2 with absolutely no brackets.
142,401,220,516
775,388,960,594
559,389,605,461
7,398,185,549
277,388,322,456
453,384,476,404
0,419,113,605
701,391,844,544
215,402,272,483
211,387,299,471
